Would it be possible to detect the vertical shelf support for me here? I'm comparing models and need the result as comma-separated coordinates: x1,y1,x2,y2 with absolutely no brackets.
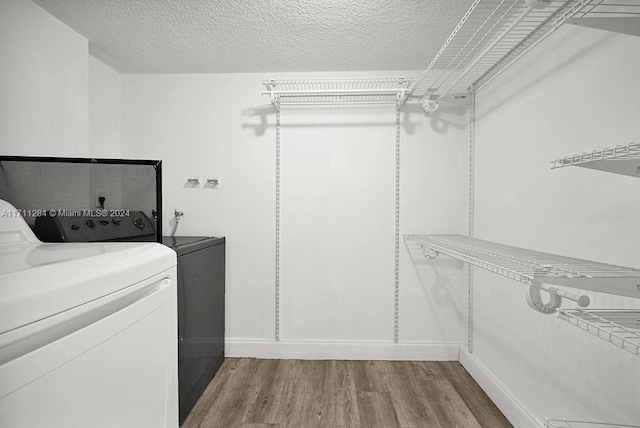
467,91,475,352
394,101,401,344
275,109,281,341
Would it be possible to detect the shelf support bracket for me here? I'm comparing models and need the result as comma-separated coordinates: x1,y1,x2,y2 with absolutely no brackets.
526,282,563,314
421,98,440,115
264,79,280,111
421,245,439,260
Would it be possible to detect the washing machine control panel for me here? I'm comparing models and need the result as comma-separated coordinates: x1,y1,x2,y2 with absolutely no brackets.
35,211,156,242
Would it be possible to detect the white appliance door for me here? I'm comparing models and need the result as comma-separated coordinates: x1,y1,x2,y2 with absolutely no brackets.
0,268,178,428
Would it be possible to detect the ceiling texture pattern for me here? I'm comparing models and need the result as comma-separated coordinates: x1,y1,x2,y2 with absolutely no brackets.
32,0,474,74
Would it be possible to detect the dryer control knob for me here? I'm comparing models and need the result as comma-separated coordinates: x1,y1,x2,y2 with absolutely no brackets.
133,217,145,229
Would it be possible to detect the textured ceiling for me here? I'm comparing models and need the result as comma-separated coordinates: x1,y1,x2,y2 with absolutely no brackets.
32,0,474,74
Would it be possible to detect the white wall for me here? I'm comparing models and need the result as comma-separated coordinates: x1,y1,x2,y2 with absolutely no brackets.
121,71,469,359
471,25,640,426
0,0,89,156
0,1,121,159
89,55,122,158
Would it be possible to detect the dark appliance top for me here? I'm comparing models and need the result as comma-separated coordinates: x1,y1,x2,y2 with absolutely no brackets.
162,236,225,256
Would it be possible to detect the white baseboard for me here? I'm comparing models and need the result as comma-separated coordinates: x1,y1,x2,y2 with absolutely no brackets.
226,338,460,361
459,348,544,428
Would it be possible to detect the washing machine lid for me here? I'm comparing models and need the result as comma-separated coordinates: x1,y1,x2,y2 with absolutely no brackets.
0,199,176,334
0,241,176,334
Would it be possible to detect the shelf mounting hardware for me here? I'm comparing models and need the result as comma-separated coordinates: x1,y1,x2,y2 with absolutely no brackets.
527,281,591,314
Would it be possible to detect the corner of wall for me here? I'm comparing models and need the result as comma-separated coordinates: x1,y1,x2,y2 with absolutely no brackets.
459,348,543,428
88,55,123,158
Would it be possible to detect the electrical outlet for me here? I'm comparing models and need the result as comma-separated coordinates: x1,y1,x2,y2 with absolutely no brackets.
205,178,219,189
95,190,106,208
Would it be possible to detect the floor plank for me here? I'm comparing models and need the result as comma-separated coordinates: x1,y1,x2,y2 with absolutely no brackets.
439,361,513,428
242,359,287,424
356,392,399,428
195,359,258,427
240,424,281,428
377,361,441,427
423,378,481,428
321,361,360,427
281,360,325,428
181,358,512,428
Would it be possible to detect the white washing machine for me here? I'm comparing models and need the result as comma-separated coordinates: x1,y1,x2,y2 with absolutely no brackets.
0,200,178,428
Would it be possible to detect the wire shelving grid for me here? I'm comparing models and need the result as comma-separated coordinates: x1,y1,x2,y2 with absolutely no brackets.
404,234,640,298
567,0,640,28
261,77,413,109
557,309,640,357
406,0,603,106
551,142,640,173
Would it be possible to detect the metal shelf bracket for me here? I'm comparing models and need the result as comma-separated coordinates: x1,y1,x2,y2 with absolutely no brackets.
263,79,280,111
420,97,440,115
421,245,439,260
527,282,563,314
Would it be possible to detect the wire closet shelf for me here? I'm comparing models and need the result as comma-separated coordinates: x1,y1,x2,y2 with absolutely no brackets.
546,419,640,428
404,0,640,111
261,77,413,110
405,234,640,302
564,0,640,35
551,142,640,178
557,309,640,357
405,0,599,109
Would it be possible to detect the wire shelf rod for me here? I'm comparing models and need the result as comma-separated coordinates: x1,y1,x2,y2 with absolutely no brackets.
262,89,409,96
275,101,400,107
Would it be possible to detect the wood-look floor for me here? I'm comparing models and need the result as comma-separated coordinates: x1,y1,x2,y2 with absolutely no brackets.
182,358,512,428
